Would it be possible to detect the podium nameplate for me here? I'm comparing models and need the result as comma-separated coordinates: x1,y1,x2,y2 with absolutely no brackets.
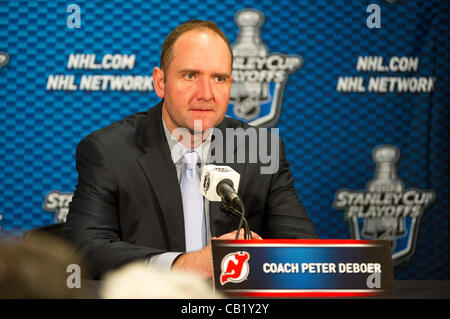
212,239,393,297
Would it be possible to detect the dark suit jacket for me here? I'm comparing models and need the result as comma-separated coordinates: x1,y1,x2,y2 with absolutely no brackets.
65,102,318,278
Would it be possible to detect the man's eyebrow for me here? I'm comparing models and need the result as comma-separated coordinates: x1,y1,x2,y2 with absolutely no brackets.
212,72,231,79
178,69,201,75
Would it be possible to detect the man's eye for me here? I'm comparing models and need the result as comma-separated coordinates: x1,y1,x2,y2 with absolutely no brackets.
215,76,225,83
185,73,195,80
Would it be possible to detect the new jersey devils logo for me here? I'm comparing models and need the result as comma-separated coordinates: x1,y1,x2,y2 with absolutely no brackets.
220,251,250,285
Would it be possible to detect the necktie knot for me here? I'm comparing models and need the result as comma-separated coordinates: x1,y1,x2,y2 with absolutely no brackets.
183,151,199,172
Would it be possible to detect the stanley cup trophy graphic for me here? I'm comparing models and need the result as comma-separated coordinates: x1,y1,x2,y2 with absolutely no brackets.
363,146,406,251
228,9,302,127
230,10,269,120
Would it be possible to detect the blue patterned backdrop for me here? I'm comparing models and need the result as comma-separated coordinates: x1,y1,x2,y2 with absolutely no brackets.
0,0,448,279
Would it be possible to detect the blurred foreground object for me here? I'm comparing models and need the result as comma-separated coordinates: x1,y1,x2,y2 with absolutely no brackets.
100,262,225,299
0,233,86,298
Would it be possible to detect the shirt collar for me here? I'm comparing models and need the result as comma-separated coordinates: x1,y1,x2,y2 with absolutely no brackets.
162,117,212,165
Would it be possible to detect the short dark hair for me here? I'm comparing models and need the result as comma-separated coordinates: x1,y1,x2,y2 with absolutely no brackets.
160,19,233,73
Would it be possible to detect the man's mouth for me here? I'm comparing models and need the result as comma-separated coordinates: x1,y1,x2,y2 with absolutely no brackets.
190,108,213,112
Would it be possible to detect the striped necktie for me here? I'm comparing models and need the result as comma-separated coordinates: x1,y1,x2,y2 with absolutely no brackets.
180,151,206,252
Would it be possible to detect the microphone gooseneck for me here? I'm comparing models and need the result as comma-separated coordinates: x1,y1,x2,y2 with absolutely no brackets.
234,197,250,240
216,179,251,240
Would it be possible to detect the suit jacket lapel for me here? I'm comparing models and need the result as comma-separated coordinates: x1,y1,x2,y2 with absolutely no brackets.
136,102,186,252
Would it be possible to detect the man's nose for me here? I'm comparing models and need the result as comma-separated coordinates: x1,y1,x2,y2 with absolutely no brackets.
197,77,213,101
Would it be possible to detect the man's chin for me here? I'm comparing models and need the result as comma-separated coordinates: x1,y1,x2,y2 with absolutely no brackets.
187,126,213,136
189,119,216,133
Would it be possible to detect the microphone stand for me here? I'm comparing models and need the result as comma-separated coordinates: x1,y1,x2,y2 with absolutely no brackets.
219,200,252,240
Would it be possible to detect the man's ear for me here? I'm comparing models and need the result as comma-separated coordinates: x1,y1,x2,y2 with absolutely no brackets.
153,67,165,98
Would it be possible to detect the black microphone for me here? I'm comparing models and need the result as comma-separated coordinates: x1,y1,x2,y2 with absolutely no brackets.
216,179,242,206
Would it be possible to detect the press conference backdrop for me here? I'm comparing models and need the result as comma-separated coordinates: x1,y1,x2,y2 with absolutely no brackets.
0,0,448,280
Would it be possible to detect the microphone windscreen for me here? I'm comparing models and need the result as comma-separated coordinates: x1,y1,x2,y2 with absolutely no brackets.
200,165,240,202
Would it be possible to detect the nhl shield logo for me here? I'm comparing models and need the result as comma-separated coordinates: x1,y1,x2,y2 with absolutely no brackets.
228,9,303,127
333,145,435,266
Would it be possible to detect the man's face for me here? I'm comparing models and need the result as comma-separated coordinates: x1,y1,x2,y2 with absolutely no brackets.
154,29,233,134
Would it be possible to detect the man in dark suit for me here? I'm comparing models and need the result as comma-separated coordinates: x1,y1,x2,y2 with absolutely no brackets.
65,20,318,280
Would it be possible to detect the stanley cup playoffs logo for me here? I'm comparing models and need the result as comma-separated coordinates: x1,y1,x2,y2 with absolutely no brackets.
333,145,435,266
228,9,302,127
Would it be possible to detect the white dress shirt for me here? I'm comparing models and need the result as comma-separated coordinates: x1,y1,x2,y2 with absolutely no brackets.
146,117,213,270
